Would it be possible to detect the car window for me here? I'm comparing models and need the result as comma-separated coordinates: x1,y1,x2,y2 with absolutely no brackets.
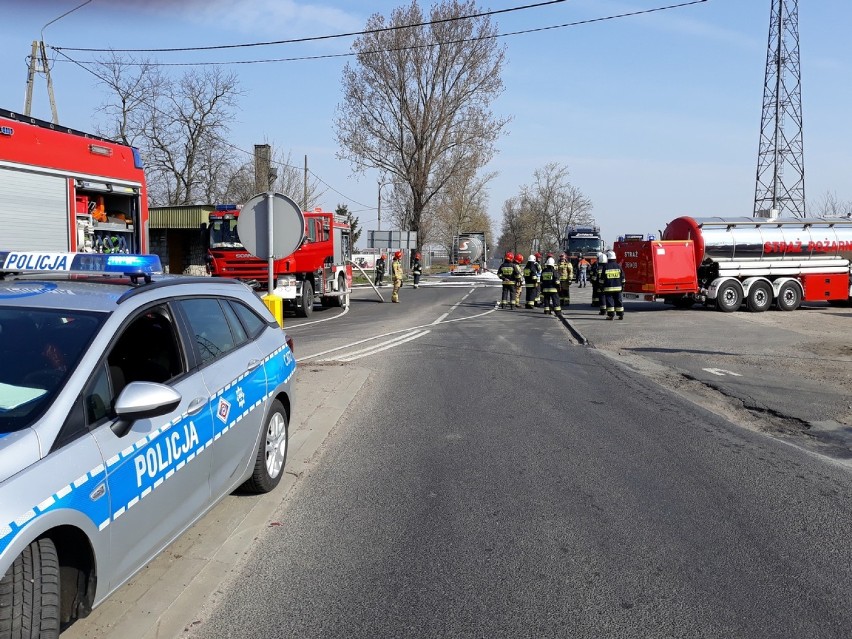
0,308,105,433
179,298,238,366
221,300,248,346
229,300,267,340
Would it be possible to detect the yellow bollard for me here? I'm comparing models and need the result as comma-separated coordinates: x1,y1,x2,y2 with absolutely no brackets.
262,293,284,327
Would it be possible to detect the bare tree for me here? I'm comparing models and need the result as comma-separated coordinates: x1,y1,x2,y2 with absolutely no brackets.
220,149,325,208
811,190,852,217
431,164,495,254
496,163,594,256
336,0,509,251
94,55,243,206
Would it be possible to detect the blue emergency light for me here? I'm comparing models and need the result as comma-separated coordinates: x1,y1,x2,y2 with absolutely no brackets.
0,252,162,278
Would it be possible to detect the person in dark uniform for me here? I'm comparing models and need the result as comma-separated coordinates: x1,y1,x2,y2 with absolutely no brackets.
375,254,386,287
590,252,607,314
540,256,561,316
601,250,626,320
498,252,519,309
412,252,423,289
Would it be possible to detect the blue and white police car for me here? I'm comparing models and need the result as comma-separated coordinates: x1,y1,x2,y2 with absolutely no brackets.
0,252,296,638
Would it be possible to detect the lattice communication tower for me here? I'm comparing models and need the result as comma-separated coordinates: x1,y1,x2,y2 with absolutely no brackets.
754,0,805,218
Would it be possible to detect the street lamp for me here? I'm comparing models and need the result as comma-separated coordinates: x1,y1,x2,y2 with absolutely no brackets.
377,179,392,232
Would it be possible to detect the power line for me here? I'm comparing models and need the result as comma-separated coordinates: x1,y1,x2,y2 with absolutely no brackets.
50,1,710,68
52,0,567,53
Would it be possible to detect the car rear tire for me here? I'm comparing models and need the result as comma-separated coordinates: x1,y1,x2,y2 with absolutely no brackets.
0,538,61,639
715,281,742,312
296,281,313,318
242,400,288,494
746,281,772,312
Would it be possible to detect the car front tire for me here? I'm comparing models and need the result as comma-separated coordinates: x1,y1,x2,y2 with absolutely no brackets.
0,538,61,639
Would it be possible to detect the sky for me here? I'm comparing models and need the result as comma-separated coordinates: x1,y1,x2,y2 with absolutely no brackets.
1,0,851,247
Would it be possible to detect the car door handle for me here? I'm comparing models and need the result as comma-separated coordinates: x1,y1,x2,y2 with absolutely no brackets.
187,397,207,415
246,359,261,372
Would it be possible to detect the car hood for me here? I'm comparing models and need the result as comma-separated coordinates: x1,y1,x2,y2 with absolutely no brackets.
0,429,40,483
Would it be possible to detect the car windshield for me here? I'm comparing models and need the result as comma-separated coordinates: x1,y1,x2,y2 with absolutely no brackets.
209,218,243,249
0,308,105,433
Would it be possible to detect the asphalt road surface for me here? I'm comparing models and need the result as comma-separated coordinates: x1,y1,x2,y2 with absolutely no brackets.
185,278,852,639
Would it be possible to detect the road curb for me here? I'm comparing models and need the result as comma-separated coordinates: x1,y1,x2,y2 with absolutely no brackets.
559,313,590,346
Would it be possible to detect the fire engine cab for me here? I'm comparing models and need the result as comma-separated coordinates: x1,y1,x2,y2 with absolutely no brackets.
0,109,149,255
202,206,351,317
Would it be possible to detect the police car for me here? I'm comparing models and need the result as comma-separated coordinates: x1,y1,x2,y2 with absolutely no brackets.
0,252,296,637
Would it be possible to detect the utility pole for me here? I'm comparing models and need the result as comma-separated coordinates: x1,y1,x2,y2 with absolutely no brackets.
254,144,272,193
754,0,805,218
23,40,59,124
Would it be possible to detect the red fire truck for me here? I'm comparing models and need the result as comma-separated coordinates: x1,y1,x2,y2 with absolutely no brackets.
0,109,149,254
203,205,352,317
614,216,852,312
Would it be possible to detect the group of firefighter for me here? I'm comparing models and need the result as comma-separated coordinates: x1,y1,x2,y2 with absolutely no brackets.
498,249,625,320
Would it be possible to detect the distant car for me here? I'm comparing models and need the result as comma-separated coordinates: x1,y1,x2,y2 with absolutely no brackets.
0,253,295,638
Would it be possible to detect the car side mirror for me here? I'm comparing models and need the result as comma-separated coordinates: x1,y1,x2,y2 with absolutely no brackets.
111,382,182,438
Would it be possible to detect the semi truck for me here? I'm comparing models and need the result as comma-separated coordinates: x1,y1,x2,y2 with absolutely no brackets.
450,232,487,275
562,224,604,274
614,216,852,312
203,205,351,317
0,109,149,254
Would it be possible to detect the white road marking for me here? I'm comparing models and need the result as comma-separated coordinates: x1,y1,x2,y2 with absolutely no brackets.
702,368,743,377
335,330,431,362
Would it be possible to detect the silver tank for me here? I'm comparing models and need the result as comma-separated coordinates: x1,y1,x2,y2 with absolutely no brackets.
662,216,852,266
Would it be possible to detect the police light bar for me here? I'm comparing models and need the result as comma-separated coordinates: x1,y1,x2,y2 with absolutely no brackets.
0,252,162,277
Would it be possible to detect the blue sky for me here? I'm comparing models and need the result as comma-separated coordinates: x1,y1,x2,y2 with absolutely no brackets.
1,0,850,246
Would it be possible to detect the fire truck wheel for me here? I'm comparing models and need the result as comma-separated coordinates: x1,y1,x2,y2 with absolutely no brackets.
776,281,802,311
296,281,314,318
715,281,742,313
332,275,348,308
746,281,772,313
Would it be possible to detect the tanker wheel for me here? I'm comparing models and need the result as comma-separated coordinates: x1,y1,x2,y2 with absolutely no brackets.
776,281,802,311
746,281,772,312
332,275,348,308
296,281,314,318
715,281,742,312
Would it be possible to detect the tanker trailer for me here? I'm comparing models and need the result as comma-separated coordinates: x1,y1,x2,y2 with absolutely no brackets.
616,217,852,312
450,232,487,275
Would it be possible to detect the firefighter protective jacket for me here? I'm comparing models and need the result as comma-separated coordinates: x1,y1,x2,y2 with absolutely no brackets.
540,264,560,292
499,260,520,285
392,259,404,280
412,259,422,275
523,260,539,286
601,262,626,292
558,261,573,284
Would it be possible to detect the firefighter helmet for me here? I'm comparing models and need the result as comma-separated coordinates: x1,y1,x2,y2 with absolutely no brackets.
514,253,524,263
606,250,616,260
394,250,402,260
597,252,608,264
545,256,555,267
535,252,542,259
505,251,514,261
530,254,537,263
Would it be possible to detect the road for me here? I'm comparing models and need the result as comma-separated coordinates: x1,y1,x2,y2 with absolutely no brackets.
174,276,852,639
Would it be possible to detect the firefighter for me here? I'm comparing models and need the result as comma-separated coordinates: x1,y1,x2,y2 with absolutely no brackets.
533,252,543,305
602,249,626,320
375,254,386,287
557,253,573,309
523,254,539,309
498,251,518,308
540,256,561,315
590,252,607,314
391,250,404,303
412,252,423,289
513,253,525,307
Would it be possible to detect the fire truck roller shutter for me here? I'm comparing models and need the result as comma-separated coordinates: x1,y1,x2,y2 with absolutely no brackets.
0,169,69,251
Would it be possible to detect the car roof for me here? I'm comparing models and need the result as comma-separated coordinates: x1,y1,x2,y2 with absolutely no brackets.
0,275,249,313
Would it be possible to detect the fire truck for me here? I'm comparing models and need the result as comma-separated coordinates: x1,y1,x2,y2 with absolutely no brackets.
203,205,352,317
0,109,149,254
614,216,852,312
